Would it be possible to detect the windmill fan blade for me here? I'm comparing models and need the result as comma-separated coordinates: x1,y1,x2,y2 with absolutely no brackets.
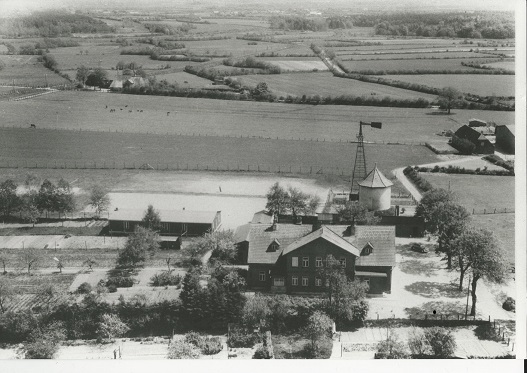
371,122,382,129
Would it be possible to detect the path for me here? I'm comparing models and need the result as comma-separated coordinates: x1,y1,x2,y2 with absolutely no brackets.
392,155,484,202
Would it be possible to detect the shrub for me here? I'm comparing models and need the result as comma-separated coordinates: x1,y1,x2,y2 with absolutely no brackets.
150,271,182,286
167,340,201,359
107,284,117,293
502,297,515,312
77,282,93,294
253,344,273,359
227,328,261,348
375,332,409,359
474,323,501,341
301,336,332,359
184,332,223,355
106,276,134,288
423,327,456,358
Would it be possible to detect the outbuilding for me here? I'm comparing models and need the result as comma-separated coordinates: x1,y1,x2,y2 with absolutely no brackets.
495,124,515,154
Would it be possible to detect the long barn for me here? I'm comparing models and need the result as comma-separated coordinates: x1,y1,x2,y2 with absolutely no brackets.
109,208,221,237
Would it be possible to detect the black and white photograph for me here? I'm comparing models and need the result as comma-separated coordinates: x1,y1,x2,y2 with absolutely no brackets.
0,0,524,367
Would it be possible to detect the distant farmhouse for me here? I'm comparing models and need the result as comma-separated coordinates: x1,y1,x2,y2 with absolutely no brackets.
235,223,395,295
109,208,221,248
452,124,494,154
495,124,515,154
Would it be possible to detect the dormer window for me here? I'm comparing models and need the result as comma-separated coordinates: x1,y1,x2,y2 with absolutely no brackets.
268,238,281,252
361,242,374,256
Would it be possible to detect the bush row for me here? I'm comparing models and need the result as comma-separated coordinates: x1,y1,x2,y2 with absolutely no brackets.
223,56,281,74
483,154,515,171
416,165,514,176
403,166,435,193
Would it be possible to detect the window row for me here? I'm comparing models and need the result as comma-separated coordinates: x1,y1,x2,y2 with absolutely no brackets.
259,273,324,287
291,256,346,268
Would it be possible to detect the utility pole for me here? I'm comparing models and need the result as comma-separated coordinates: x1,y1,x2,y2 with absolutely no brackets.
464,275,471,319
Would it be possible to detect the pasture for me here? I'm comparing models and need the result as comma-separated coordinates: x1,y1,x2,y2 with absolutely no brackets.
261,59,328,71
471,213,515,264
0,127,439,179
420,173,515,212
379,74,515,97
0,91,514,143
338,51,497,60
178,38,291,56
339,58,481,72
0,55,69,86
482,60,515,72
234,72,437,100
152,71,213,87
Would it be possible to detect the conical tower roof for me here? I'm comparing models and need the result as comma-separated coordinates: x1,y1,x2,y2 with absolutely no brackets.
358,164,393,188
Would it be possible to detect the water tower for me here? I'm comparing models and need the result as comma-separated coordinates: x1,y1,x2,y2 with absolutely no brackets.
358,164,393,211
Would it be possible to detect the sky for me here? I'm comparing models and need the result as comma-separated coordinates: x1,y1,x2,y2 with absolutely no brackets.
0,0,520,15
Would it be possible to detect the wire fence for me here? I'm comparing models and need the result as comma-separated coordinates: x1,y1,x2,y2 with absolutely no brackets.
0,124,427,146
471,207,514,215
0,159,355,177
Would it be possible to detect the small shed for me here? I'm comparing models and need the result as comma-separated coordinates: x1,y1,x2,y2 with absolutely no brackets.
495,124,515,154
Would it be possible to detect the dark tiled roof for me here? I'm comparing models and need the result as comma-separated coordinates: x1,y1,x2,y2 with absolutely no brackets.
282,226,361,257
245,224,312,264
234,223,252,242
352,225,396,267
358,165,393,188
455,125,491,144
251,210,274,224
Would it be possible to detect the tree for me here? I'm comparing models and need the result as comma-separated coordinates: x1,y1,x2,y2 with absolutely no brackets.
265,182,288,216
317,256,369,325
167,340,201,359
37,179,57,217
335,202,380,225
116,61,125,70
429,202,471,269
304,311,333,352
0,180,21,217
18,247,43,274
0,279,14,313
96,314,129,341
407,328,428,357
83,258,97,271
86,68,108,87
242,295,272,331
286,186,320,223
89,185,110,217
141,204,161,231
76,65,90,87
40,53,57,70
24,173,41,192
0,249,8,274
415,188,455,222
423,327,456,358
450,228,507,316
438,87,462,114
117,226,160,268
375,332,409,359
56,178,76,219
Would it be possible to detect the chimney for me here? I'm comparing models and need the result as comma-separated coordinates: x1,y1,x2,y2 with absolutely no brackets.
271,215,277,231
347,223,356,236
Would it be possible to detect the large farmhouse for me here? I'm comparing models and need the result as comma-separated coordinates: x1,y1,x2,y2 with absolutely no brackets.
109,208,221,237
235,222,395,295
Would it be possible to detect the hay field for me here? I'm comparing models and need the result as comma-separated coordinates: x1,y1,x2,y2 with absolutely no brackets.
262,60,328,71
379,74,515,97
0,127,439,178
0,91,515,143
235,72,437,100
340,58,480,72
482,61,515,72
339,51,497,60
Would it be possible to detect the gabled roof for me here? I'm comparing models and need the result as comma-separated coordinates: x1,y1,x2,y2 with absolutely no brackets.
352,226,395,267
251,210,274,224
108,208,218,224
281,226,361,257
234,223,252,242
358,165,393,188
245,224,312,264
455,125,492,143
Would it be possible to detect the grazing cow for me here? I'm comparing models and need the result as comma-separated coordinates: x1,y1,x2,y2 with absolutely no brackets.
120,108,123,111
140,110,143,112
125,105,128,107
167,112,170,116
106,105,108,108
129,110,132,112
29,123,36,128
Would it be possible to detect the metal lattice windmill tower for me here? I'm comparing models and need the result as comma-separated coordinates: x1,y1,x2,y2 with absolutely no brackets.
350,121,382,199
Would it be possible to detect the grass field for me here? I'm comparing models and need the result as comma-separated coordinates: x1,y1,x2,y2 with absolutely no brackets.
0,55,70,86
420,173,515,211
181,38,290,56
0,127,439,178
339,51,497,60
0,91,514,143
340,58,481,72
234,72,437,100
471,214,515,264
262,60,328,71
482,61,515,72
379,74,515,97
152,71,213,87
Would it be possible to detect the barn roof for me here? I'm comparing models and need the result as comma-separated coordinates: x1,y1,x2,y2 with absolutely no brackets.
352,225,396,267
496,124,515,136
455,125,491,143
108,208,218,224
358,165,393,188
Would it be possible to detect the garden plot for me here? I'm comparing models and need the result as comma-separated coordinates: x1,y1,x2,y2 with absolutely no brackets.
69,269,108,291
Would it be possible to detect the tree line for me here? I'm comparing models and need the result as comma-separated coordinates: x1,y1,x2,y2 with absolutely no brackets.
0,11,114,38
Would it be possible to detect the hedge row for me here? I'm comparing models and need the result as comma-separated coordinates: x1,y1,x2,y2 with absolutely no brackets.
403,166,435,193
483,154,515,171
416,165,514,176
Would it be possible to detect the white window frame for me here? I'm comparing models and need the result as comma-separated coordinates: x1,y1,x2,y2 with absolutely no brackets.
315,277,322,287
124,221,130,231
302,257,309,268
292,257,299,267
259,271,266,282
162,222,170,232
339,257,346,268
273,277,285,287
363,278,370,286
292,276,298,286
315,257,323,267
302,276,308,287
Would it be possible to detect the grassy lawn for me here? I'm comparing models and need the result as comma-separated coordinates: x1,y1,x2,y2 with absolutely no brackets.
272,334,332,359
471,214,515,264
